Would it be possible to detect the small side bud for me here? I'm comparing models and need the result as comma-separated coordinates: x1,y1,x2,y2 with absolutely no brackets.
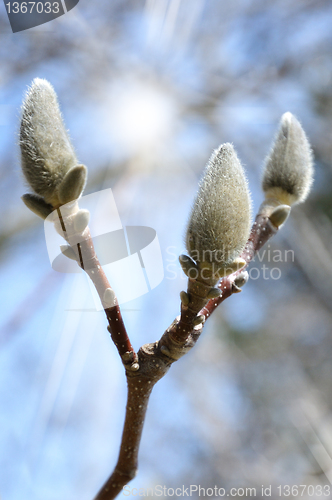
121,351,134,362
193,314,205,326
103,288,116,308
206,287,222,299
262,112,314,207
269,204,291,228
186,143,251,271
179,254,198,278
60,244,77,261
233,270,249,289
58,165,87,205
20,78,78,207
217,257,246,278
22,193,53,219
73,208,90,233
180,291,190,306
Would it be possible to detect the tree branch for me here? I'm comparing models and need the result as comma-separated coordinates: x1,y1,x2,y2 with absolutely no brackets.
201,213,278,319
55,206,138,369
94,342,171,499
93,210,282,500
18,81,312,500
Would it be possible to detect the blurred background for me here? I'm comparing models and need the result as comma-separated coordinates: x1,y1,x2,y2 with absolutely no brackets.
1,0,332,499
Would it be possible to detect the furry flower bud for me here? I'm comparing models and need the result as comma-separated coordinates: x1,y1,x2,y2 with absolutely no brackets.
262,112,314,207
20,78,87,208
185,143,251,277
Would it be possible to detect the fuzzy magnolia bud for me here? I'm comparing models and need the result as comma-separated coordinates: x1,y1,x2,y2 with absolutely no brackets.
262,112,314,208
185,143,251,277
20,78,87,208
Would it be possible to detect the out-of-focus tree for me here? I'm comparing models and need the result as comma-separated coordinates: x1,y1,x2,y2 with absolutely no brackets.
1,1,332,499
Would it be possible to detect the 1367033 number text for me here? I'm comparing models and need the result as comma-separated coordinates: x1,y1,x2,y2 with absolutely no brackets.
5,2,60,14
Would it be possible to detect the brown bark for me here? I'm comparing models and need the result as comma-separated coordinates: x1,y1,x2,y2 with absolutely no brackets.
55,205,284,500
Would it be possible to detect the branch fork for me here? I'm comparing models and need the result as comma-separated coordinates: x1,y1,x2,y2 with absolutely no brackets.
18,81,314,500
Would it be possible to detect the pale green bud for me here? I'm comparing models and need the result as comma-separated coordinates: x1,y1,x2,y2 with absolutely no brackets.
60,244,77,261
21,193,53,219
206,287,222,299
269,204,291,228
129,363,140,372
186,143,251,273
192,315,205,326
73,208,90,233
58,165,87,205
262,112,314,207
180,291,190,306
179,254,198,278
233,270,249,289
103,288,116,308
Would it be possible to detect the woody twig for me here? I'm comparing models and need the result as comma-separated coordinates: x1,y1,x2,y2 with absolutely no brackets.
18,79,314,500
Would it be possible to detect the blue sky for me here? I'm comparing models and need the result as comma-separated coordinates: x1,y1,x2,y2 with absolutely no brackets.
1,1,332,499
